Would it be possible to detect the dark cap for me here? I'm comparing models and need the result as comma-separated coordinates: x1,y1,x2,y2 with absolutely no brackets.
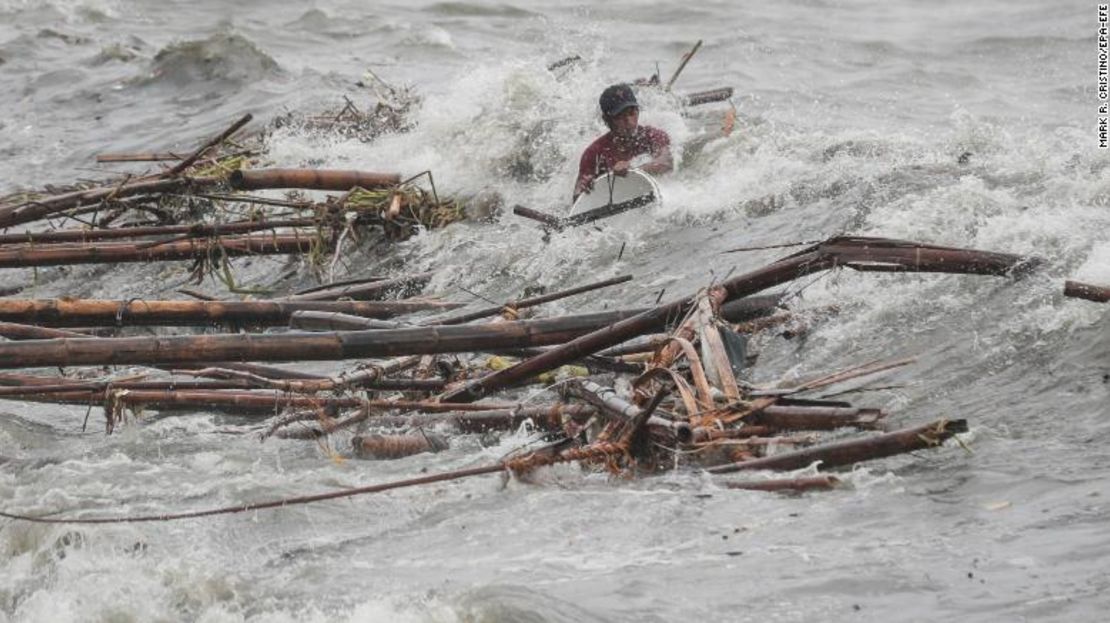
599,84,638,117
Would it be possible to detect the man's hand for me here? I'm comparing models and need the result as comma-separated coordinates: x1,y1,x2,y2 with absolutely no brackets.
641,146,674,176
574,176,595,200
611,160,631,176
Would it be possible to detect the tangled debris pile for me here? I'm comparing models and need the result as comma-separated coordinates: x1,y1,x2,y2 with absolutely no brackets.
0,96,1107,525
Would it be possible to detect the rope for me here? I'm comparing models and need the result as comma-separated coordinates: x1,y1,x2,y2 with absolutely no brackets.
0,442,629,525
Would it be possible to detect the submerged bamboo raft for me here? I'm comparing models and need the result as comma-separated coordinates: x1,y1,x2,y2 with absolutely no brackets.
0,106,1105,526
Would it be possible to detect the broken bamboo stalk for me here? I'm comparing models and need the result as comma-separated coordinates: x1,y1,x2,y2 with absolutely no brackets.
1064,279,1110,303
229,169,400,192
0,298,457,327
706,418,968,473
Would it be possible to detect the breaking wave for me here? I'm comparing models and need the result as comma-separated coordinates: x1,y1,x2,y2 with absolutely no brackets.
139,32,282,88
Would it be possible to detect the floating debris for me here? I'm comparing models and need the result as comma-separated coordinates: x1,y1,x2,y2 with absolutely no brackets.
0,107,1102,526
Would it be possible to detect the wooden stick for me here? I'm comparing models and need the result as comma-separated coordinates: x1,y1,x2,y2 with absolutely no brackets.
665,40,703,92
166,113,253,177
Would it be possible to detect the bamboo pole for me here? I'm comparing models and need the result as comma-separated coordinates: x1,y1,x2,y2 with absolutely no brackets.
0,219,315,247
0,309,651,368
229,169,400,191
0,234,315,268
0,298,457,327
1064,280,1110,303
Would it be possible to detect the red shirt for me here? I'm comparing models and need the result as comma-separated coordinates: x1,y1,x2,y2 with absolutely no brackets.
575,126,670,196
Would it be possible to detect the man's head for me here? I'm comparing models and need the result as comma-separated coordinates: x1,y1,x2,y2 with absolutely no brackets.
599,84,639,137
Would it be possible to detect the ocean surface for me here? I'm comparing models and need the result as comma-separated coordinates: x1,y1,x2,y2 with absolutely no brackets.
1,0,1107,621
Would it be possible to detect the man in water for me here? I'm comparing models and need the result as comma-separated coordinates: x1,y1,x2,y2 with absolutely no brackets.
573,83,673,201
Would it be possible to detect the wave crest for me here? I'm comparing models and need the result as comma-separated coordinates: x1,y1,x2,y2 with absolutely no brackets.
142,32,281,87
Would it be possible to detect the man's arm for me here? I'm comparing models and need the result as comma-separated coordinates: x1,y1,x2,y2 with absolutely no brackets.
640,144,673,175
639,127,673,176
573,143,600,201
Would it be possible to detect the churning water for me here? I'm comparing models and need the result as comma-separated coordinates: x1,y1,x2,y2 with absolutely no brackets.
0,0,1107,621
